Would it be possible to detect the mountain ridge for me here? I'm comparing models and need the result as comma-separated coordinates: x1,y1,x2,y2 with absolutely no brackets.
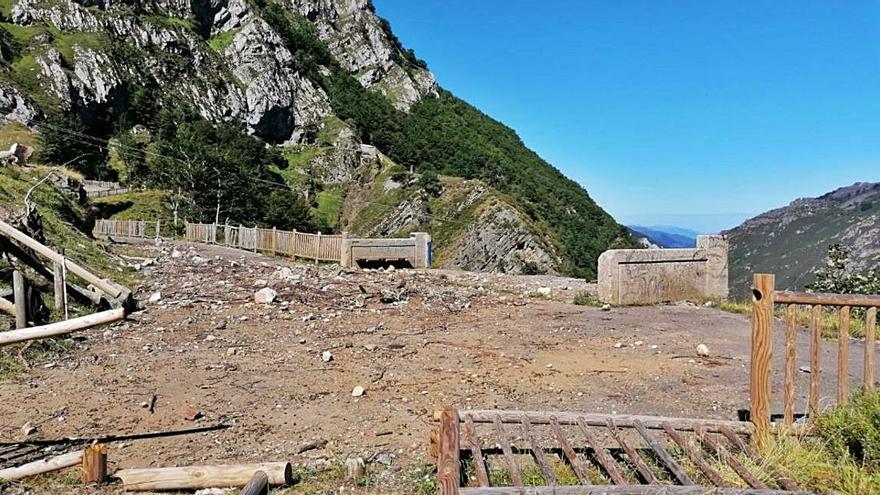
725,181,880,299
0,0,636,277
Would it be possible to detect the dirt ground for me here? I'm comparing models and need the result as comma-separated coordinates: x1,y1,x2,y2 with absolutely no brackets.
0,240,875,493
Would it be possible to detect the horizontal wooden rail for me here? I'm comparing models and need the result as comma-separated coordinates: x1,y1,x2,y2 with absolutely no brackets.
0,308,125,346
453,410,753,434
774,290,880,308
459,487,805,495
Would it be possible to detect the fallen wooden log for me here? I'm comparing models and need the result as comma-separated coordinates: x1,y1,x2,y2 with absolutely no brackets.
0,422,231,448
0,450,83,481
115,462,294,491
239,470,269,495
0,308,124,346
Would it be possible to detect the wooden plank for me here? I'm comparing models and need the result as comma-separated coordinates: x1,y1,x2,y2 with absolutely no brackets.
693,426,766,490
809,305,821,418
463,410,752,435
867,307,877,390
662,423,729,487
521,415,556,486
13,270,26,329
718,426,799,492
463,414,489,487
775,290,880,308
53,261,66,316
784,304,797,428
459,486,808,495
751,274,775,440
575,418,627,485
493,416,523,488
605,418,657,484
550,416,589,484
839,306,850,404
632,419,693,485
438,407,461,495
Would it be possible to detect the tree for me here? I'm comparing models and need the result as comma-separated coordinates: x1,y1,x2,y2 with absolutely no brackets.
263,189,313,231
807,244,880,295
37,114,106,176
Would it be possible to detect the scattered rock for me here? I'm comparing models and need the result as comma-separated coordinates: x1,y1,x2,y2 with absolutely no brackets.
374,452,393,466
352,385,366,397
148,292,162,303
703,300,717,308
254,287,277,304
321,350,333,362
227,348,238,357
182,405,203,421
696,344,710,357
600,304,612,311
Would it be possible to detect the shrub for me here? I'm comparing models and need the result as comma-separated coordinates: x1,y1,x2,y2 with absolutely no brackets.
815,390,880,467
573,291,600,306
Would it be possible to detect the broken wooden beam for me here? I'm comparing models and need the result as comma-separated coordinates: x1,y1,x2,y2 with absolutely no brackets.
114,462,294,491
0,219,123,299
13,270,26,328
239,470,269,495
0,450,84,481
81,444,107,484
0,308,124,346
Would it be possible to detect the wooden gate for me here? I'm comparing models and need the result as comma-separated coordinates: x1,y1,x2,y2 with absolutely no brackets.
435,407,802,494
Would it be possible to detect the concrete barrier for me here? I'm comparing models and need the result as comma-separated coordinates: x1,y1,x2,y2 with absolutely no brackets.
597,235,728,305
341,232,431,269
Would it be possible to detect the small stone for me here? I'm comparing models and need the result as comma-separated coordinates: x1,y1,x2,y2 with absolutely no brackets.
321,351,333,362
696,344,710,357
148,292,162,303
374,453,393,466
171,249,182,258
227,348,237,357
365,344,377,352
536,287,551,297
215,320,227,330
799,366,811,374
20,422,36,436
600,304,612,311
704,300,717,308
182,405,202,421
254,288,277,304
205,335,216,342
613,342,624,349
352,385,366,397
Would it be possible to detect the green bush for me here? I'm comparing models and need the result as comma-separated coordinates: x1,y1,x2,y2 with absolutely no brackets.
816,390,880,467
573,291,600,306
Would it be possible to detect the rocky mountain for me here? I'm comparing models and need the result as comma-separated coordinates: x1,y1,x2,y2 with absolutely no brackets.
725,182,880,299
0,0,635,277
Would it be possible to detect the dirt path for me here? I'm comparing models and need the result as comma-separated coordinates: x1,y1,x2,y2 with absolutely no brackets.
0,240,874,491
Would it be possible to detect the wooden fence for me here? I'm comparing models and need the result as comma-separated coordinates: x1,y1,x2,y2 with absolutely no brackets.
750,273,879,438
87,187,131,198
186,223,344,262
93,219,161,239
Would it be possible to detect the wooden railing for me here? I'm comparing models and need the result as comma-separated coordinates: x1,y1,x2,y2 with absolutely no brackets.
750,273,879,437
185,223,345,262
87,187,131,198
93,219,161,239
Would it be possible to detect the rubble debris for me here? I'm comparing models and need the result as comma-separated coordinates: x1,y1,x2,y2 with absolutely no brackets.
254,288,277,304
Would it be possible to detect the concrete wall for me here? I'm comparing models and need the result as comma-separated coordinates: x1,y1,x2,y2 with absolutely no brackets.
341,232,431,269
597,235,729,305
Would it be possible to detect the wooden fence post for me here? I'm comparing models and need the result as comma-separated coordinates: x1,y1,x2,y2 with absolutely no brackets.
156,220,161,239
82,444,108,483
315,232,321,264
751,273,775,441
53,261,66,317
272,227,277,255
291,230,297,260
13,270,26,329
437,406,461,495
253,225,258,253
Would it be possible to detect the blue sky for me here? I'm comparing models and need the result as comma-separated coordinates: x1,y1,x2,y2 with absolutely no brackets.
373,0,880,233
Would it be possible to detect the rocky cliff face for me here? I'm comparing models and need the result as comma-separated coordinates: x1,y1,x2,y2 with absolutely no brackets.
3,0,435,142
725,182,880,298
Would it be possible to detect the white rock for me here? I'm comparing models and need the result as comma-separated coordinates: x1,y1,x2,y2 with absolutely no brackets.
254,287,277,304
321,350,333,362
352,385,366,397
600,304,612,311
148,292,162,303
171,249,182,258
696,344,710,357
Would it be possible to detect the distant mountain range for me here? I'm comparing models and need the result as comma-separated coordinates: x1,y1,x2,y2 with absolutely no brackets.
724,182,880,299
628,225,698,248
